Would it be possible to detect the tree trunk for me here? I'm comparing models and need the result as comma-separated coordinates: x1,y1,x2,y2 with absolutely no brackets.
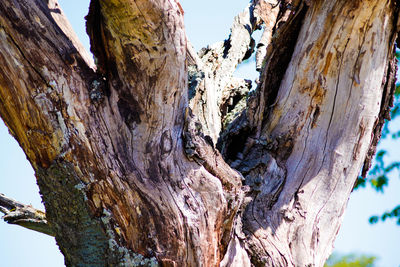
0,0,398,266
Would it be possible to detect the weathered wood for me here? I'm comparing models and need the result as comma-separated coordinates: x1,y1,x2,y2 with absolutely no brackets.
0,0,244,265
0,0,120,265
0,193,53,236
188,0,281,144
236,0,399,265
0,0,398,266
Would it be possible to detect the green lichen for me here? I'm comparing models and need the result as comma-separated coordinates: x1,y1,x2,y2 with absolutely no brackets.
101,209,159,267
37,161,159,267
37,162,110,267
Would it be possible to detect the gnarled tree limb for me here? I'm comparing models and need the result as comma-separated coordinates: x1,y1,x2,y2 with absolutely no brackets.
0,0,399,266
0,0,244,265
0,193,54,236
189,0,281,143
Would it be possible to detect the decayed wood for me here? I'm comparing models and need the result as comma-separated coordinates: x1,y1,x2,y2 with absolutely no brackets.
188,0,281,144
0,0,120,265
83,1,245,265
0,193,54,236
0,0,398,266
0,0,244,266
235,0,399,265
254,0,280,71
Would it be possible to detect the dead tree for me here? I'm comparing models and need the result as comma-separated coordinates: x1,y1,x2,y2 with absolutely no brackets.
0,0,398,266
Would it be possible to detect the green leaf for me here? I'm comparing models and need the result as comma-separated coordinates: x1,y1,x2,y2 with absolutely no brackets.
369,216,379,224
370,175,388,192
325,253,377,267
353,177,366,190
369,205,400,225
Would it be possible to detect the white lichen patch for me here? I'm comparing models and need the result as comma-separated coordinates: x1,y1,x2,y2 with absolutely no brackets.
101,209,159,267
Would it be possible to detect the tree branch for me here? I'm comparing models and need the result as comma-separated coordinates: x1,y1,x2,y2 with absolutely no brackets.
239,1,399,265
0,193,54,236
86,0,187,133
0,0,396,266
254,0,281,71
188,1,257,143
0,0,127,264
188,0,281,144
0,0,96,170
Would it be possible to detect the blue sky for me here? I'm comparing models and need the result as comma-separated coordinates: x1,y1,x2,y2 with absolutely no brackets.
0,1,399,266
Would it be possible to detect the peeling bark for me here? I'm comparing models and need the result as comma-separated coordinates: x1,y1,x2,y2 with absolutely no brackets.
0,0,398,266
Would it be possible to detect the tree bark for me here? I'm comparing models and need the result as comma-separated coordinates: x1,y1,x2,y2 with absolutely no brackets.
238,1,399,265
0,0,398,266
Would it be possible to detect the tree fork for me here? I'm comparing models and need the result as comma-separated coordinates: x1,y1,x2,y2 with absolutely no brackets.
0,0,399,266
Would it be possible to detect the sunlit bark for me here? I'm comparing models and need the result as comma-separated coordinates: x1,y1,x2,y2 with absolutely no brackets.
0,0,398,266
